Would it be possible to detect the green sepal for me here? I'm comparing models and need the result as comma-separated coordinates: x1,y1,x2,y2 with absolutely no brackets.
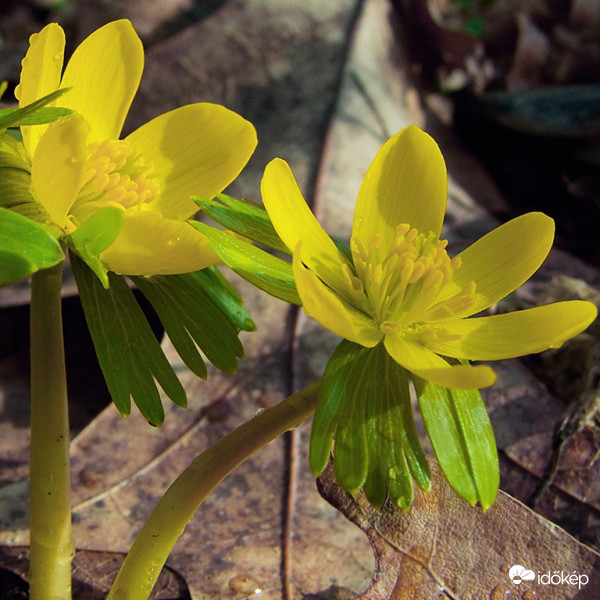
71,252,187,426
192,221,301,305
0,206,64,286
311,340,430,510
414,377,499,510
0,88,73,130
66,206,124,288
195,193,290,254
131,269,249,378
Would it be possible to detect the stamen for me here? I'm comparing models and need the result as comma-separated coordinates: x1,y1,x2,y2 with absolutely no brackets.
347,223,476,335
341,263,369,311
423,281,477,321
71,139,160,225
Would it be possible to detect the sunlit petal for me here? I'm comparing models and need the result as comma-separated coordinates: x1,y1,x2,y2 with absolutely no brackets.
31,114,89,230
352,126,447,263
422,301,598,360
100,212,220,276
293,252,382,347
129,103,257,220
449,212,555,315
384,334,497,389
61,20,143,142
262,158,353,293
16,23,65,155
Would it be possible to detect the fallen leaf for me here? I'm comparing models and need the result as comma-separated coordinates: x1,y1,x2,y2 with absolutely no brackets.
506,12,551,91
0,546,190,599
318,459,600,600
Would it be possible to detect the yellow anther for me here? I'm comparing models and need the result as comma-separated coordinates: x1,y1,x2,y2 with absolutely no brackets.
347,223,476,332
71,138,160,225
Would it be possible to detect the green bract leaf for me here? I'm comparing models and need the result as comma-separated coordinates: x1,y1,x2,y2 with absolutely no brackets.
0,107,74,128
71,253,186,426
414,377,499,510
0,132,59,231
310,340,430,510
0,207,64,286
131,270,249,378
192,221,301,305
0,130,30,169
195,193,290,254
0,88,73,130
66,206,124,288
193,266,255,332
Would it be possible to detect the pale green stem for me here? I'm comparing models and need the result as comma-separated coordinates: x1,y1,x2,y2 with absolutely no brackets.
106,379,320,600
29,261,74,599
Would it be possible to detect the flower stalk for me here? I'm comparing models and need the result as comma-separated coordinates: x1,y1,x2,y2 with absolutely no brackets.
29,259,74,599
106,379,320,600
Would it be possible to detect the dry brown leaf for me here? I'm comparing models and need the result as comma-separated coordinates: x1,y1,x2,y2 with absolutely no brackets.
505,12,551,91
318,459,600,600
0,546,190,599
484,266,600,551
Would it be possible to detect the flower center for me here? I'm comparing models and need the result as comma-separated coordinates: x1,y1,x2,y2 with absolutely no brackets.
68,139,160,230
344,224,476,336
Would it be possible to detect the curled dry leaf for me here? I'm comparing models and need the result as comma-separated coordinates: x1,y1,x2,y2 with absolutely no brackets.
317,459,600,599
0,546,190,599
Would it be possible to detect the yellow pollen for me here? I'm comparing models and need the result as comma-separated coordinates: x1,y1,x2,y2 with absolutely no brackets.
70,139,160,227
349,223,476,333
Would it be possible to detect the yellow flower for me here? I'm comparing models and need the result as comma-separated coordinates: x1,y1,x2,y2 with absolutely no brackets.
261,126,597,389
16,20,257,276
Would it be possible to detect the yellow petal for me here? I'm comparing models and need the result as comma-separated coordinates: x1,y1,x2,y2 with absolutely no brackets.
261,158,352,294
31,114,89,230
450,212,555,315
422,301,598,360
60,20,143,142
128,103,257,220
293,252,382,347
384,334,497,389
16,23,65,156
100,212,220,276
352,126,447,263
